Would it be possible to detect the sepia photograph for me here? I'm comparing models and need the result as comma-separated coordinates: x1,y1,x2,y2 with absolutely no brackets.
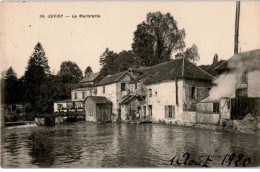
0,0,260,168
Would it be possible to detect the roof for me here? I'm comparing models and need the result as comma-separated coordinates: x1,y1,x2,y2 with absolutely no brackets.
96,71,131,86
132,58,214,84
72,87,92,92
213,49,260,71
85,96,112,104
79,72,100,83
55,99,73,103
120,95,144,104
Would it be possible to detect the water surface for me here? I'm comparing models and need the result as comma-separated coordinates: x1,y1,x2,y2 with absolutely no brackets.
1,122,259,168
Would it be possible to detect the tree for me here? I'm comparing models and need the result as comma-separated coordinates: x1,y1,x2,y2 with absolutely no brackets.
24,42,50,113
84,66,93,75
3,67,19,104
99,48,137,77
212,53,219,65
58,61,83,84
183,44,200,63
132,11,186,66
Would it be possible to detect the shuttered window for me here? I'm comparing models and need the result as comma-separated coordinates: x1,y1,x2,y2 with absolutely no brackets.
165,105,175,119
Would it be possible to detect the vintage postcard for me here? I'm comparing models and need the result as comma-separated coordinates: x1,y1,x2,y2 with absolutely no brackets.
0,0,260,168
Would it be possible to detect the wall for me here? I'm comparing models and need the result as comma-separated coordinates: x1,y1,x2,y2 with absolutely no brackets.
145,80,184,123
248,71,260,97
196,113,220,125
71,89,94,101
97,83,117,116
85,98,97,122
182,111,196,125
184,79,212,111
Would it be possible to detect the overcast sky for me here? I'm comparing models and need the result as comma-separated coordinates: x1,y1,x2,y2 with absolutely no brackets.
0,1,260,77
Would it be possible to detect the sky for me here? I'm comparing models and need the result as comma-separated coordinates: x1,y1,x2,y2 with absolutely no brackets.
0,1,260,78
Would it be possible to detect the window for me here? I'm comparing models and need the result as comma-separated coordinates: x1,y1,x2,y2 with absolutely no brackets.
165,105,175,119
149,89,152,97
82,92,85,99
148,105,152,116
143,106,146,119
121,83,126,91
135,83,137,90
103,86,105,94
74,92,77,99
190,87,196,100
213,103,219,113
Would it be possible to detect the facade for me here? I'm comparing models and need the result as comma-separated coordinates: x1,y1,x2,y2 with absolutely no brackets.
84,96,112,122
53,72,101,112
95,71,134,121
197,49,260,126
124,57,214,124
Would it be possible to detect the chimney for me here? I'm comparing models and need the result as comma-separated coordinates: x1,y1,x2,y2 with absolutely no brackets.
234,1,240,54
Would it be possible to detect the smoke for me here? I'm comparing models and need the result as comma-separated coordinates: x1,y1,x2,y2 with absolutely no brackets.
208,49,260,101
208,73,236,101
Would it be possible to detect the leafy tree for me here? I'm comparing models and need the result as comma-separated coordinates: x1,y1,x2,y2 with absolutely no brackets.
99,48,137,77
24,42,50,113
132,11,186,66
84,66,93,75
58,61,83,84
183,44,200,63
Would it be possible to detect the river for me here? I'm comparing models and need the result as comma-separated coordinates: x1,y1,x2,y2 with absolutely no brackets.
1,122,259,168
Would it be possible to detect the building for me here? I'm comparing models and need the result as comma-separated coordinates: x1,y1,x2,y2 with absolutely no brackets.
53,72,101,113
95,71,134,121
121,57,214,124
212,49,260,120
84,96,112,122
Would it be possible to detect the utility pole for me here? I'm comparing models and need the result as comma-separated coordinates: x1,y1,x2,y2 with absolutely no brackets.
234,1,240,54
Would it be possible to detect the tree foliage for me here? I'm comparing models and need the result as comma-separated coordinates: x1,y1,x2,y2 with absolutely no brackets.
58,61,83,84
99,48,137,77
3,67,19,104
132,11,186,66
84,66,93,75
183,44,200,63
23,43,51,112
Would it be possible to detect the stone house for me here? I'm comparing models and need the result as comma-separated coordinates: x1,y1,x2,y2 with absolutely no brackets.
95,71,134,121
124,57,214,125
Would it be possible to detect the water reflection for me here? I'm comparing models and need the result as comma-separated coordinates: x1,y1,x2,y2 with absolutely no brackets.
1,122,260,168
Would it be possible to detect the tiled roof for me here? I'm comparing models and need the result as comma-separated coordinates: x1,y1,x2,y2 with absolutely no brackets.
85,96,112,104
132,58,214,84
79,72,100,83
96,71,129,86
